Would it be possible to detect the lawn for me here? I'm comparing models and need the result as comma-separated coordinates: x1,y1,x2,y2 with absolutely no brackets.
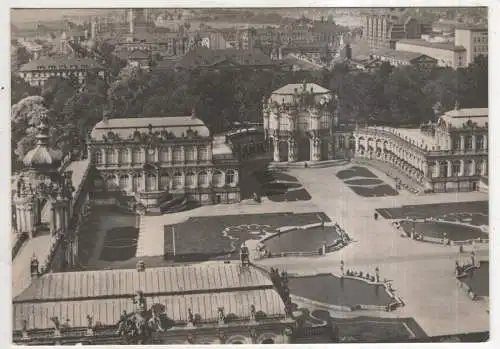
253,168,312,202
349,184,398,197
263,226,340,253
399,220,486,242
164,212,331,260
376,201,489,226
311,311,427,342
344,178,384,186
99,226,139,261
289,274,394,308
337,166,379,180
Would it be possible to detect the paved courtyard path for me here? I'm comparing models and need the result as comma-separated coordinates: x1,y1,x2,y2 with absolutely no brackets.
254,164,489,337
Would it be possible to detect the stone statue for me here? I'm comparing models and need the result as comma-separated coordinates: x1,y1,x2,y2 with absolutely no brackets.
217,307,225,325
21,320,29,338
86,315,94,336
50,317,61,336
250,305,256,322
133,290,146,312
187,308,195,327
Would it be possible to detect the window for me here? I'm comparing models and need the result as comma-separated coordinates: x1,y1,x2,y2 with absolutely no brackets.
105,175,116,191
173,172,183,189
476,135,484,150
185,172,196,188
226,169,236,185
466,160,475,176
198,146,209,161
146,173,157,192
279,116,290,131
94,150,103,164
119,149,128,164
133,174,143,192
119,175,129,190
465,136,473,151
160,174,170,190
185,146,196,162
439,161,448,177
297,114,309,132
146,148,155,162
198,171,209,187
452,160,461,176
132,148,143,164
212,170,224,187
452,136,461,151
106,149,115,164
172,147,182,163
159,148,169,163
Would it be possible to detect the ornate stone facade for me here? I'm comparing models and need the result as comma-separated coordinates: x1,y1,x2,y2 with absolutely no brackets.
88,113,240,208
353,106,488,193
263,82,340,163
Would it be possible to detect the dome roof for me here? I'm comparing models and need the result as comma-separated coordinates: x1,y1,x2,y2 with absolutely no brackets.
22,122,63,170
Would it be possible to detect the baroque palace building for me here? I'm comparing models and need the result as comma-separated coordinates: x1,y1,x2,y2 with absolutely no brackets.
88,110,240,209
263,82,345,163
353,104,488,193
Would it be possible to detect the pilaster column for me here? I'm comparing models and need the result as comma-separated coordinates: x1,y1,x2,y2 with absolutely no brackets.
102,149,107,165
16,208,21,233
483,134,488,151
471,135,476,152
312,137,321,161
470,159,476,176
482,160,487,176
156,173,161,191
168,147,173,165
447,160,452,177
194,146,198,163
460,135,465,151
115,148,120,165
435,160,441,177
128,174,134,192
181,146,185,163
423,162,429,178
128,147,133,164
142,148,147,164
154,148,159,162
459,160,465,176
142,172,147,192
288,137,296,162
273,139,280,162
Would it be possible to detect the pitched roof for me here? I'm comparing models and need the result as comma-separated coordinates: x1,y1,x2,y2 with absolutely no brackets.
271,83,330,95
397,39,466,52
20,57,105,72
13,262,286,330
90,116,211,140
440,108,488,128
177,47,276,69
373,49,437,62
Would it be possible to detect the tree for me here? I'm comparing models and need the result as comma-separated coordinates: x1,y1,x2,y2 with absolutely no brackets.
11,76,40,105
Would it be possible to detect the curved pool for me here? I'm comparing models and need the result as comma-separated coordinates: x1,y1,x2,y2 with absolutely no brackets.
400,220,487,242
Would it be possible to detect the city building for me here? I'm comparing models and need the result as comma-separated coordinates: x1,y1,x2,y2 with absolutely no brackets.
371,49,437,68
87,111,241,210
263,82,341,162
353,104,488,193
363,8,432,50
176,47,287,72
115,49,152,70
454,25,488,65
12,262,296,345
395,39,466,68
18,57,108,87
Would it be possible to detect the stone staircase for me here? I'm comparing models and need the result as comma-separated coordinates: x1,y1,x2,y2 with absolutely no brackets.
135,215,165,257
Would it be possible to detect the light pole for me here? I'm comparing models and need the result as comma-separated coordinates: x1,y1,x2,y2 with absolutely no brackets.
375,266,380,283
340,260,344,276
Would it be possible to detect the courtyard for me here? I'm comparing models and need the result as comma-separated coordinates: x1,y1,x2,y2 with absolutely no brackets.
163,212,335,261
337,166,398,197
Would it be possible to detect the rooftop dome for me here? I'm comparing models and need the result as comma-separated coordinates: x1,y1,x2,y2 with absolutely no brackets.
23,119,63,170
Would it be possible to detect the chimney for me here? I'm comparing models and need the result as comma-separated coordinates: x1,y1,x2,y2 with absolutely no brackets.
129,9,135,34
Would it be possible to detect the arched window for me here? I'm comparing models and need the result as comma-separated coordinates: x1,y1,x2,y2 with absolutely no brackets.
160,174,170,190
173,147,182,164
94,150,103,164
198,146,209,161
173,172,183,189
198,171,209,188
106,149,115,164
439,161,448,177
465,136,473,151
159,148,169,163
146,173,157,191
476,135,484,150
119,149,128,164
466,160,475,176
212,170,224,188
185,147,196,163
452,160,461,176
146,148,156,163
133,174,143,192
452,136,461,151
185,172,196,188
132,148,143,164
225,169,236,186
119,175,129,191
105,175,116,191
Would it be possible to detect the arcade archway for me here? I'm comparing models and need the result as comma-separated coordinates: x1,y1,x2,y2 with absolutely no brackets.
296,137,310,161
